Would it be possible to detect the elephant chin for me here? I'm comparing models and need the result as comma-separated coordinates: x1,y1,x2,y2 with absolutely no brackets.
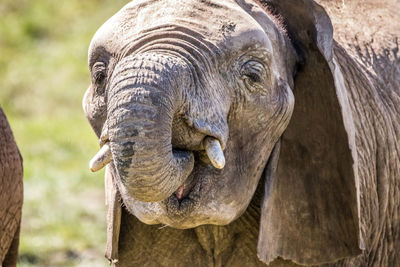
123,164,238,229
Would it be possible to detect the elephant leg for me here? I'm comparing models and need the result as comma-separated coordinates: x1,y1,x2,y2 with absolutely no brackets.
3,224,20,267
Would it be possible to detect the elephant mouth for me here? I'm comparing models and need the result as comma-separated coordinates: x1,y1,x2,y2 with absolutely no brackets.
163,150,221,217
89,135,225,216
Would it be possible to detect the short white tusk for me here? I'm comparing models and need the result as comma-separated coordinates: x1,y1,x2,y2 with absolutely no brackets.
203,137,225,169
89,143,112,172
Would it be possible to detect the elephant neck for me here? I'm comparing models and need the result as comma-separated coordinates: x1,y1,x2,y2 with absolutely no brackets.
117,177,265,266
193,178,264,266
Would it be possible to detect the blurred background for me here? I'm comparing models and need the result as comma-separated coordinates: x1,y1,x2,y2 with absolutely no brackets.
0,0,127,266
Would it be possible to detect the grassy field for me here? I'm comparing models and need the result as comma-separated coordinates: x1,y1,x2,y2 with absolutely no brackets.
0,0,127,266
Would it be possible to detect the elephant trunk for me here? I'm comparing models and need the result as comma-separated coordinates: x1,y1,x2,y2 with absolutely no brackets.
105,53,194,202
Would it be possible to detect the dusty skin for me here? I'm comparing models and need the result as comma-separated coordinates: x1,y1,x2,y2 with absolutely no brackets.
0,107,23,267
83,0,400,266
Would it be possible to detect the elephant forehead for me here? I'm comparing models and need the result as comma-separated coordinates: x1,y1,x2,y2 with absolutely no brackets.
89,0,275,62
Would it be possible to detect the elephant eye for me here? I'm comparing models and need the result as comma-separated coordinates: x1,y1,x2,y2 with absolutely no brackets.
92,62,107,94
240,60,266,91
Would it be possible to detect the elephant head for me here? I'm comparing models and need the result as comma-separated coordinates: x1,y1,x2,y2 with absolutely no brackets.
83,0,363,265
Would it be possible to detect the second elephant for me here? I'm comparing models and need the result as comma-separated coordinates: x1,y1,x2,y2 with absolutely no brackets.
0,107,23,267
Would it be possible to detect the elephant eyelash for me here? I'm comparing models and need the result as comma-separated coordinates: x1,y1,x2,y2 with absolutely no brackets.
241,61,265,81
92,62,107,94
94,72,106,85
244,72,262,83
240,60,266,92
93,72,106,95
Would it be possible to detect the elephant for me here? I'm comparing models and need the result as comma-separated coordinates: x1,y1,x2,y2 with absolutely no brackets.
0,107,23,267
83,0,400,266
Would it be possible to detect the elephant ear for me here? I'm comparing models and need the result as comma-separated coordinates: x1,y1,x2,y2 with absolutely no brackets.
250,0,364,265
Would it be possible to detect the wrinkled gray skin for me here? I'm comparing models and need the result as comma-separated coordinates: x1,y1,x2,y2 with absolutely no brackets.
83,0,400,266
0,107,23,267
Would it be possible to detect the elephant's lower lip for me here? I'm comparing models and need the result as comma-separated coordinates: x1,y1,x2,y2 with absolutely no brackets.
163,159,215,216
173,170,198,200
163,173,201,215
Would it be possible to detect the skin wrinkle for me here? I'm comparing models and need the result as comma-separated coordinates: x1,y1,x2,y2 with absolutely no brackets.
117,26,220,77
135,30,219,67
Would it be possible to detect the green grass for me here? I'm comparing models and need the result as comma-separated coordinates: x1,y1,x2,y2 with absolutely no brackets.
0,0,127,265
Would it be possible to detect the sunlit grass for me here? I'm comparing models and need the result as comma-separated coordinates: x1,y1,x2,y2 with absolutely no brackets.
0,0,127,265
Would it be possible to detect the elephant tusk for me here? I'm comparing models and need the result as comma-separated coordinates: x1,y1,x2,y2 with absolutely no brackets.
89,143,112,172
203,137,225,169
